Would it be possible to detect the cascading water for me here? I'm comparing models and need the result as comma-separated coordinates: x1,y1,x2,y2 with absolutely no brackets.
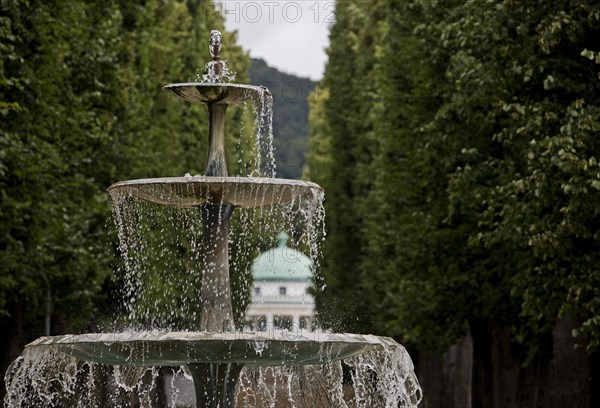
199,30,237,84
4,30,422,408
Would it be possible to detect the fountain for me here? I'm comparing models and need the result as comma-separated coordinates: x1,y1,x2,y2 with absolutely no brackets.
4,31,422,407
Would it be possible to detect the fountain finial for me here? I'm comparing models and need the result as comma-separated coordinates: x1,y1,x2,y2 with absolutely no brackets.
276,231,289,247
209,30,222,61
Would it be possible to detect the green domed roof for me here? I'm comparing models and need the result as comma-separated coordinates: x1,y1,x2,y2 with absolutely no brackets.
251,232,313,282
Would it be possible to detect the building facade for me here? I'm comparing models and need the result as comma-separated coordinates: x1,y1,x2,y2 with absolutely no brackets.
246,232,315,331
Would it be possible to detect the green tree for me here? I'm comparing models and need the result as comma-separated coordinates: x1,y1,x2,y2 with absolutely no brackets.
313,0,600,405
0,0,253,396
313,0,386,333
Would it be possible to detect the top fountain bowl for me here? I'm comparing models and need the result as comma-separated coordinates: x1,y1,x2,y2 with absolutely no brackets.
163,83,267,105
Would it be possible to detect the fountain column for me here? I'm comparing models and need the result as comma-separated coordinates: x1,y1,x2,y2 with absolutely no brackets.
199,201,234,332
188,363,244,408
205,104,228,177
191,31,242,408
199,102,235,332
199,30,235,333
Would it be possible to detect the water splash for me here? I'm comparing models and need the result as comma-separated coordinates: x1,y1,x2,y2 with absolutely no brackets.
253,87,276,177
195,30,237,83
198,60,237,83
4,348,159,407
108,184,325,331
5,343,422,407
239,87,276,178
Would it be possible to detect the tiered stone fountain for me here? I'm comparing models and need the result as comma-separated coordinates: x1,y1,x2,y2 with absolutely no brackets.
5,31,422,408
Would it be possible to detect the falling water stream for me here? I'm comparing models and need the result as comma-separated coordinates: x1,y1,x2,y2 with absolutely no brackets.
108,184,325,331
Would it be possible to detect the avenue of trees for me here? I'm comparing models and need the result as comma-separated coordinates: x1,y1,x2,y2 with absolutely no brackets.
0,0,252,396
309,0,600,406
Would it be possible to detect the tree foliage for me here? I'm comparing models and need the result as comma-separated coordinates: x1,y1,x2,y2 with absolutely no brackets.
0,0,251,393
314,0,600,356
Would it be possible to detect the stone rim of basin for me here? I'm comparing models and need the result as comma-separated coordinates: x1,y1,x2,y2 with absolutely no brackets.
25,331,401,367
108,176,323,208
162,83,268,105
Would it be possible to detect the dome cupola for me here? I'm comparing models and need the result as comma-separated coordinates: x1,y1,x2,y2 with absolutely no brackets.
250,232,313,282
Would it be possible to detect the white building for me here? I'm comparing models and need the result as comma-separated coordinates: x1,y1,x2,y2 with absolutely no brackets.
246,232,315,331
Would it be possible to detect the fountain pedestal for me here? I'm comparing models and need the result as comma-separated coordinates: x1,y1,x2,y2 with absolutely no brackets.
199,204,234,332
189,363,244,408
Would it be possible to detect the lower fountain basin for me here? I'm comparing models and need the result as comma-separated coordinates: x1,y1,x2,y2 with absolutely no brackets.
163,83,266,105
108,176,323,208
25,331,392,367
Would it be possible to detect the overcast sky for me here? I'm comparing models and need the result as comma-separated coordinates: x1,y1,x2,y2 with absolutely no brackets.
217,1,334,81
